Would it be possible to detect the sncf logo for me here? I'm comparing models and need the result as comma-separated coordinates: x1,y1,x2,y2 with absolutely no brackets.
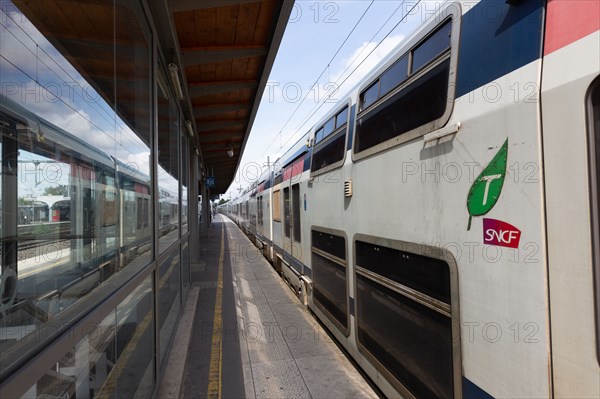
483,218,521,249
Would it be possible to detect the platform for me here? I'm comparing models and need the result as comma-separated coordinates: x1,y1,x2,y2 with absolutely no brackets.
161,214,378,399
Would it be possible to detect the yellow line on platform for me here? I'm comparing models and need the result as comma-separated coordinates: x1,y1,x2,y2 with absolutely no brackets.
207,223,225,399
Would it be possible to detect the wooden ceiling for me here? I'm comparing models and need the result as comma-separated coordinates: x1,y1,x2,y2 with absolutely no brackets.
164,0,293,194
13,0,293,195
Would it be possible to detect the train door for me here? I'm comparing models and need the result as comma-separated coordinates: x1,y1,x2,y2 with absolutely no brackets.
283,183,291,254
541,1,600,396
291,183,301,263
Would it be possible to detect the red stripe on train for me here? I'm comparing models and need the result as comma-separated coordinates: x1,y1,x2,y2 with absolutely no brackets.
283,158,304,181
544,0,600,56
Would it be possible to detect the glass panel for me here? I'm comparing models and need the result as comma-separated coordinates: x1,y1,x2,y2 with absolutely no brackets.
323,117,335,139
360,81,379,112
159,247,181,366
182,239,190,289
356,60,450,153
356,240,451,304
311,132,346,173
158,61,180,253
356,274,453,398
311,230,346,260
20,275,155,399
312,252,347,331
272,190,281,222
335,106,348,128
181,133,188,234
283,187,290,238
292,185,301,242
412,20,451,72
380,55,409,97
0,0,152,359
315,128,324,144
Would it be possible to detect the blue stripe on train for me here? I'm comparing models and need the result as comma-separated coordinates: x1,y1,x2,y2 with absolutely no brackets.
455,0,544,98
463,377,495,399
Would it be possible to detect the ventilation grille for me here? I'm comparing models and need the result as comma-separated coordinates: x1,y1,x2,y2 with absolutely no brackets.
344,180,353,197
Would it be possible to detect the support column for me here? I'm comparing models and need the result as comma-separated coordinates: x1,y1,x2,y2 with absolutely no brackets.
190,153,200,263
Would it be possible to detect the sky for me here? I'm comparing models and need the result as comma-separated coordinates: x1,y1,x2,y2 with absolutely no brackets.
224,0,447,199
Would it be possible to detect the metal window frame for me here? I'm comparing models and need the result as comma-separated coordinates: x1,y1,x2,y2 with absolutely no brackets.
352,2,461,163
353,233,462,399
586,76,600,367
310,98,352,178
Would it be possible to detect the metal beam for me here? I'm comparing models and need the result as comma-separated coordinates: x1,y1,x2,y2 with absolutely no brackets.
169,0,260,13
194,103,249,117
188,81,256,97
197,120,245,132
182,47,266,66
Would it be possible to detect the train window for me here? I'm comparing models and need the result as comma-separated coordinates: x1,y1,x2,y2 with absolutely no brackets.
412,20,451,72
336,106,348,128
283,187,291,238
311,229,348,335
379,54,409,98
354,237,459,398
292,184,301,243
323,117,335,139
360,82,379,112
315,127,324,144
273,190,281,222
355,18,455,158
588,78,600,363
311,105,349,176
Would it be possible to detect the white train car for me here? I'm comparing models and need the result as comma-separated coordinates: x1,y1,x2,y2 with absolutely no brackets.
222,0,600,397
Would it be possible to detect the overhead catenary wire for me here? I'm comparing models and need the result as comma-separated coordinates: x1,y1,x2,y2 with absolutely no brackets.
287,0,421,142
258,0,376,160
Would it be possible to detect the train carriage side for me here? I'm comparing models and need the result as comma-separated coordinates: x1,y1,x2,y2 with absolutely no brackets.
541,0,600,396
305,1,553,398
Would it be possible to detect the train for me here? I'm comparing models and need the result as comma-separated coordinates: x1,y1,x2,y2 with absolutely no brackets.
0,93,179,323
221,0,600,398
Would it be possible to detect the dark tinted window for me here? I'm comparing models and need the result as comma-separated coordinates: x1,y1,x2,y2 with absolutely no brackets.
412,20,451,72
283,187,290,238
356,240,451,304
292,184,301,242
315,128,324,144
380,55,409,97
356,274,453,398
323,117,335,138
312,230,346,260
311,131,346,172
356,60,450,153
360,82,379,111
313,252,348,331
336,106,348,128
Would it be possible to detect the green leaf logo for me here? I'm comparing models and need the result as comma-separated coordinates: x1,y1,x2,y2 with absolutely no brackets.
467,139,508,230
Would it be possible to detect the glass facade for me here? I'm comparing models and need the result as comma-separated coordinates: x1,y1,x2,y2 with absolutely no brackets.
0,1,193,397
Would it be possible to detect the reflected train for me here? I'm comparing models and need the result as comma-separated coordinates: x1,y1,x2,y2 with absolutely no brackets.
0,94,179,321
222,1,600,398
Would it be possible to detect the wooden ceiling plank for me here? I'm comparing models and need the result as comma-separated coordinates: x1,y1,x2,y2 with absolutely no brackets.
234,2,261,45
170,0,259,13
216,5,238,46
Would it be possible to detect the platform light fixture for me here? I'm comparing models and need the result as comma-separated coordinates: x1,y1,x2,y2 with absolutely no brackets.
185,120,194,137
227,146,234,158
168,62,184,100
157,68,170,100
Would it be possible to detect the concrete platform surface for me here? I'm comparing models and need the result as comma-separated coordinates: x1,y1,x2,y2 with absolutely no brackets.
172,214,378,399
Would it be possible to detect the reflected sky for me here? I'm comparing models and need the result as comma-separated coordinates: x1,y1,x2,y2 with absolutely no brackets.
0,0,153,186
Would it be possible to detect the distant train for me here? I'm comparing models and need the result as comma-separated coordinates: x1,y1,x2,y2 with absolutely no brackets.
222,1,600,398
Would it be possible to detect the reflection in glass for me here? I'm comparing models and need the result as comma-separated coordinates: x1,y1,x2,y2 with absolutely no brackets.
159,249,181,366
0,0,152,364
20,275,155,399
157,62,180,253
